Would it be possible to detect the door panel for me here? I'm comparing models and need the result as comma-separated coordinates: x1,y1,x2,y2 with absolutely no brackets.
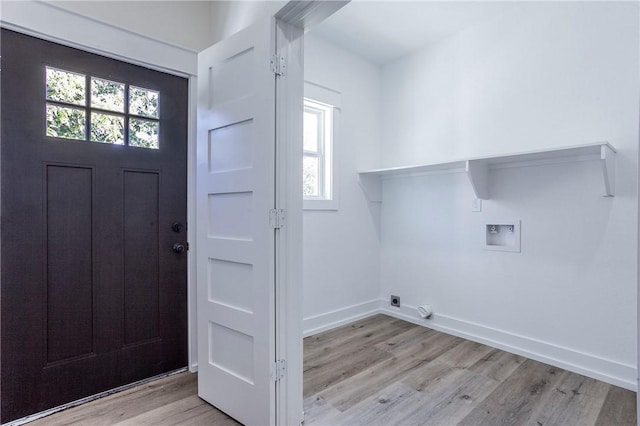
1,29,188,423
123,170,160,345
46,165,95,363
197,18,276,426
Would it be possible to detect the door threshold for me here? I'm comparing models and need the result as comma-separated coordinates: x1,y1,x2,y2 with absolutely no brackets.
3,367,189,426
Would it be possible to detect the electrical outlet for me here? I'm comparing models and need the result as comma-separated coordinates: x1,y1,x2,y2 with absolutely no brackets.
390,295,401,307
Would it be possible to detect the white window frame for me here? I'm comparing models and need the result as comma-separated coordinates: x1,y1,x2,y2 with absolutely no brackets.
303,99,331,201
303,81,341,211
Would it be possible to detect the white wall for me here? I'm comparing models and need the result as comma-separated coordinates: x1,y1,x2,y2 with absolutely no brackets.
378,2,638,389
302,35,382,335
46,1,291,51
209,1,287,45
50,1,214,52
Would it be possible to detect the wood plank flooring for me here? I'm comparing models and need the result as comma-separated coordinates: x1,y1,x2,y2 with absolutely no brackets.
27,372,238,426
28,314,636,425
303,314,637,426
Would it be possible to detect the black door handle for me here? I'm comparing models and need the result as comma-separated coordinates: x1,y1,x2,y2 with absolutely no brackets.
172,243,185,254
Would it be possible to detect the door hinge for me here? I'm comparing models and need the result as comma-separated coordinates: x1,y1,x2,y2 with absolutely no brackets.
270,53,286,76
272,359,286,382
269,209,285,229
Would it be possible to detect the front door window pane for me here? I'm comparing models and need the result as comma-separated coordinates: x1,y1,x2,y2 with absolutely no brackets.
46,67,86,106
46,105,86,140
129,119,159,149
90,113,124,145
91,78,125,112
45,67,159,149
129,86,159,118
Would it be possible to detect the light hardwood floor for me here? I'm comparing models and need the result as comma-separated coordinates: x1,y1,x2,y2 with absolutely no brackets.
30,314,636,425
27,372,238,426
303,314,636,425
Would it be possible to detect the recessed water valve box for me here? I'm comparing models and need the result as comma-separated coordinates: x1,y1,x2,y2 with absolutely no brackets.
484,220,521,252
390,295,401,307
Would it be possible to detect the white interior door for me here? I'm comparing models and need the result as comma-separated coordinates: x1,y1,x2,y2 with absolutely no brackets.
196,17,276,426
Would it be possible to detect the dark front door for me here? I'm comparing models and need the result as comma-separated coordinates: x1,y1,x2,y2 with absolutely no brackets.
1,29,188,423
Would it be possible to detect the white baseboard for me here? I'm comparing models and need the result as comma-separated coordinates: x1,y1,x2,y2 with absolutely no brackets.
303,299,382,337
187,299,636,391
380,300,636,392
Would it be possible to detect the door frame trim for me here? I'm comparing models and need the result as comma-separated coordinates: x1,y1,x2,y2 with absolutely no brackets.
0,1,197,76
273,3,350,424
1,1,200,373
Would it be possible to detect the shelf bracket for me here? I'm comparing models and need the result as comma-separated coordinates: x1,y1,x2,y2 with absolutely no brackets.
465,160,490,200
358,173,382,202
600,144,615,197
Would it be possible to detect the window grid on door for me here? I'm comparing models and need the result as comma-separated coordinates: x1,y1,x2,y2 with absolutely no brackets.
45,66,160,149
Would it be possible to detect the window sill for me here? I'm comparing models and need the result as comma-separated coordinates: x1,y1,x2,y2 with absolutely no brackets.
304,199,338,211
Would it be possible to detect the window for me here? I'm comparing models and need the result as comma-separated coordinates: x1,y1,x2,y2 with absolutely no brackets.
45,67,160,149
303,99,332,199
303,82,340,210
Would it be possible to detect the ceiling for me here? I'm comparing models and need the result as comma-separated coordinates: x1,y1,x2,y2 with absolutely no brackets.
310,1,517,65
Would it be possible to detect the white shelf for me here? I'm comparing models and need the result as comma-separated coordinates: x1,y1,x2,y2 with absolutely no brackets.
358,142,616,202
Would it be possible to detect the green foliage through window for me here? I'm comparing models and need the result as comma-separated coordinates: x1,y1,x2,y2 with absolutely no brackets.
46,67,85,106
46,105,86,140
129,86,159,118
91,78,125,113
45,67,159,149
91,113,124,145
130,119,159,149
